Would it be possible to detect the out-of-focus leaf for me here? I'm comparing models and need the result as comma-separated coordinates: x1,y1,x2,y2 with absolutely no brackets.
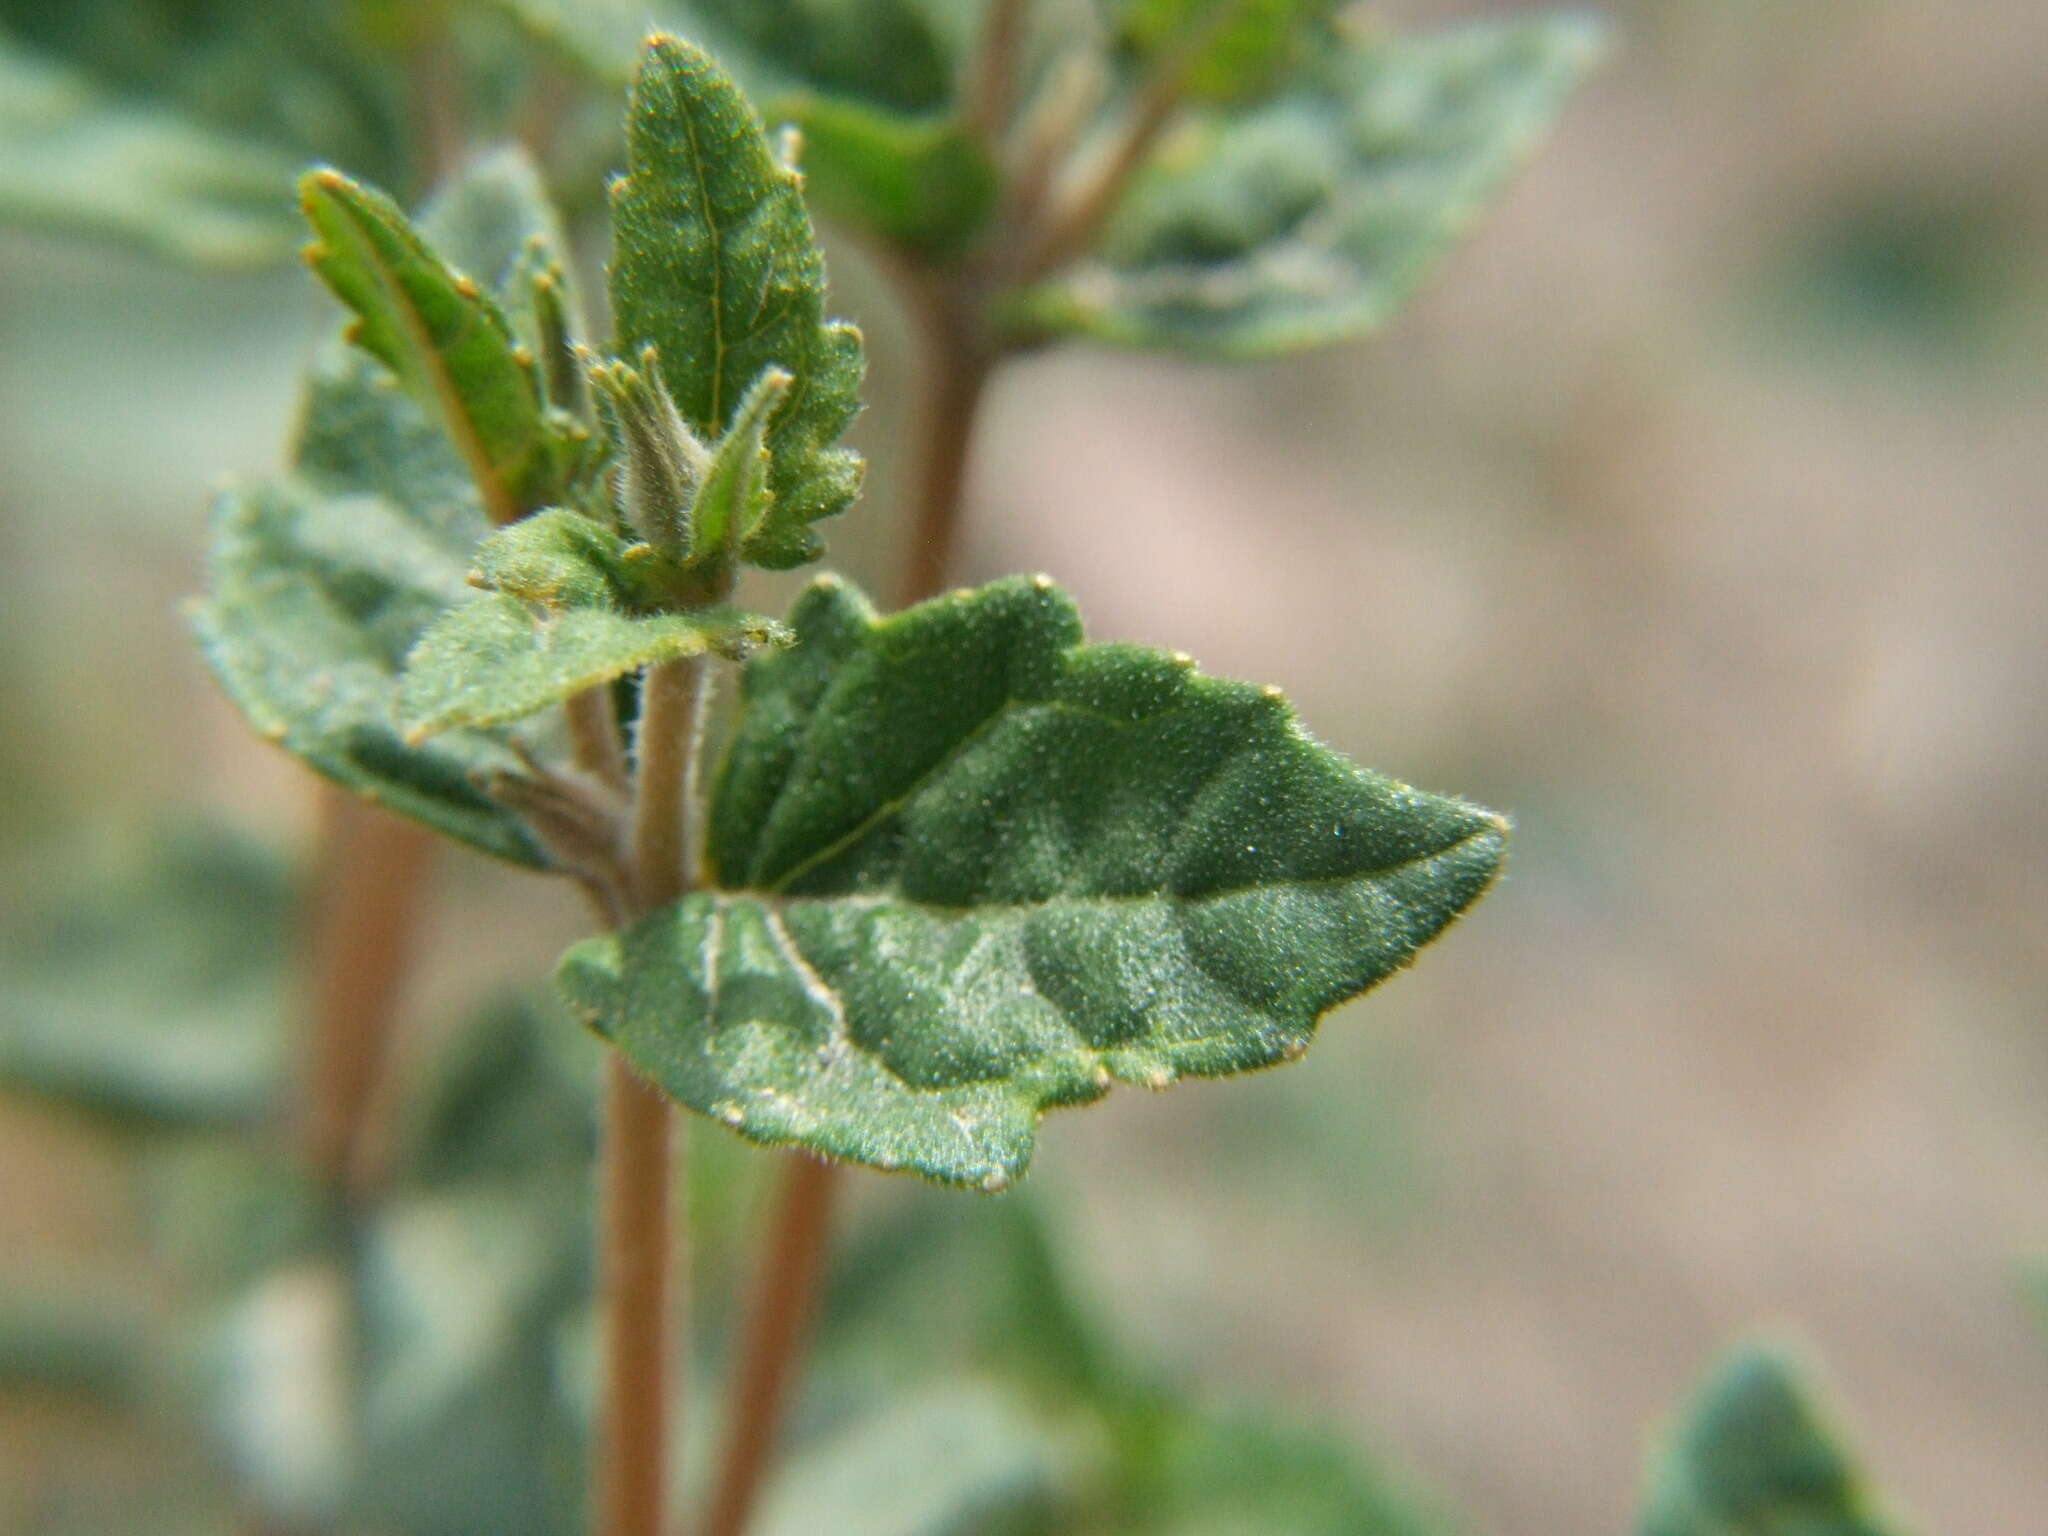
348,1181,589,1536
300,165,587,525
1127,1406,1454,1535
810,1194,1459,1534
1111,0,1341,103
0,3,410,260
393,995,598,1186
684,0,960,116
756,1381,1064,1536
0,829,291,1125
397,591,784,739
557,575,1507,1188
608,36,865,569
781,92,999,255
0,39,297,265
192,376,544,868
1638,1344,1910,1536
0,1286,148,1402
1012,13,1605,357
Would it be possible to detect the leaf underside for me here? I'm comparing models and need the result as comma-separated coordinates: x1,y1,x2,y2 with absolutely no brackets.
558,576,1506,1189
398,594,784,740
1014,13,1606,358
194,156,595,867
608,35,864,569
1639,1345,1909,1536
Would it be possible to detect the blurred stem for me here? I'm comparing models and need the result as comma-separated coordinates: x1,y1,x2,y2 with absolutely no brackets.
597,652,714,1536
566,686,631,797
700,271,997,1536
966,0,1034,145
301,787,434,1198
897,272,996,607
1016,1,1223,280
407,14,468,193
700,1156,840,1536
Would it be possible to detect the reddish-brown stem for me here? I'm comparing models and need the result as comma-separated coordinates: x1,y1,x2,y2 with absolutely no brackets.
596,652,714,1536
898,278,996,607
699,1156,840,1536
301,787,435,1196
965,0,1034,145
598,1055,676,1536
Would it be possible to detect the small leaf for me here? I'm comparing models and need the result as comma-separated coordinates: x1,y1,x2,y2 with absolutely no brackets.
779,93,999,256
0,37,299,265
690,364,791,563
193,354,546,868
397,592,786,740
557,575,1506,1188
1639,1344,1910,1536
609,35,865,569
300,167,558,525
587,347,712,550
1011,14,1606,358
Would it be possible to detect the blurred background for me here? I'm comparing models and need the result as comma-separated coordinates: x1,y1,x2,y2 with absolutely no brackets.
3,0,2044,1530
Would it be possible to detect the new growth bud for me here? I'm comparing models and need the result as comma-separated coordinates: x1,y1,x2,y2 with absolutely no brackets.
587,346,711,551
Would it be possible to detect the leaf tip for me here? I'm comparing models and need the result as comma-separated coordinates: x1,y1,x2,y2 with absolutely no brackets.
1030,573,1055,592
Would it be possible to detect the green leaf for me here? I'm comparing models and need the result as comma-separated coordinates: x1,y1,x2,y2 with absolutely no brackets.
1639,1344,1910,1536
193,354,546,868
776,92,999,256
0,36,298,265
608,35,865,569
756,1383,1062,1536
300,166,563,526
397,591,785,740
1011,14,1606,358
683,0,960,116
0,828,291,1126
690,364,790,561
557,575,1506,1188
1113,0,1341,104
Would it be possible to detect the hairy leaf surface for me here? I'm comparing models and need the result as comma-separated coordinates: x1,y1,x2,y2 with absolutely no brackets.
399,595,784,739
608,35,864,568
1639,1345,1909,1536
1014,14,1604,357
558,575,1506,1187
301,167,565,525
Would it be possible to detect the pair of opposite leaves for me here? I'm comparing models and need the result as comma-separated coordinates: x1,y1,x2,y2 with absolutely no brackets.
197,35,1507,1190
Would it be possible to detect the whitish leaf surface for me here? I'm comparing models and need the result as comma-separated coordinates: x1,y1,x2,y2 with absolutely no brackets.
0,829,290,1126
558,575,1506,1188
1639,1345,1909,1536
1013,14,1604,357
399,594,784,739
0,38,297,265
194,354,544,867
608,36,864,568
194,156,603,866
301,168,565,526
